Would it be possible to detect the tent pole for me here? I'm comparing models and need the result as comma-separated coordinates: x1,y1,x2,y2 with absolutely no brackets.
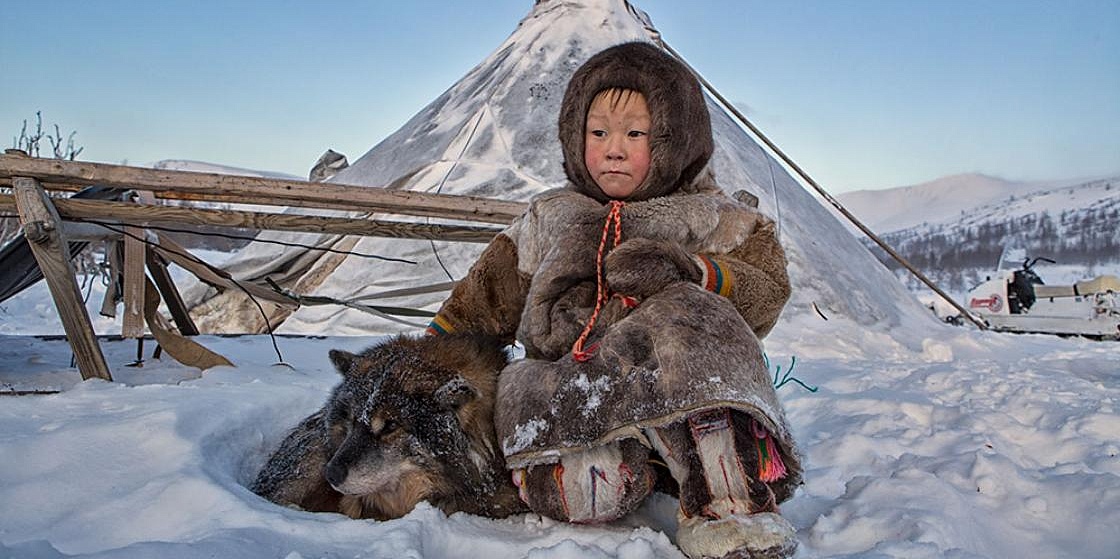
659,41,987,331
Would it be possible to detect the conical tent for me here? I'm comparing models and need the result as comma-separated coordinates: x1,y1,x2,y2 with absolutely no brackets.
187,0,934,339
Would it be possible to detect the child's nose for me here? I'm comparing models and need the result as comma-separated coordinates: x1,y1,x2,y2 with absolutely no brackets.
606,138,626,160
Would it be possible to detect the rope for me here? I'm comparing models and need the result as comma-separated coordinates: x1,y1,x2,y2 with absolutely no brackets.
264,277,433,328
93,221,287,364
429,103,489,282
765,354,818,393
571,200,626,362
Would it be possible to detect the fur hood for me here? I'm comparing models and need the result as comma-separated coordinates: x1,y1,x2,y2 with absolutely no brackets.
558,41,713,202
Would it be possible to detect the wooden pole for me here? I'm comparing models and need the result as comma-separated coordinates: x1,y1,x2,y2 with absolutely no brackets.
0,195,503,243
149,232,297,306
0,155,525,225
130,189,198,337
121,187,151,340
121,225,146,338
146,250,199,336
12,177,112,381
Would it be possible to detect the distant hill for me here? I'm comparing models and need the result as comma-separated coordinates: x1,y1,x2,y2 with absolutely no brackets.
147,159,300,251
843,175,1120,293
151,159,302,180
836,173,1100,235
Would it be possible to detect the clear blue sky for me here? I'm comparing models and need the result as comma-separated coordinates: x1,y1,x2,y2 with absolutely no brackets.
2,0,1117,193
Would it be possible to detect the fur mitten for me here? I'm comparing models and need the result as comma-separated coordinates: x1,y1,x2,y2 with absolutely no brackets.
605,238,702,299
518,227,602,360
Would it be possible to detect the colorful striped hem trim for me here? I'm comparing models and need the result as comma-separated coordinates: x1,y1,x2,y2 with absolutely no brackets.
696,255,733,297
426,314,455,336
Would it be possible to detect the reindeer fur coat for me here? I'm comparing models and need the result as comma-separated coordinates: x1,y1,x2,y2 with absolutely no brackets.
428,42,802,501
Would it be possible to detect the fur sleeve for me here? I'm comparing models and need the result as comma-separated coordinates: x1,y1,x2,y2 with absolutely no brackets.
427,233,531,344
696,216,790,339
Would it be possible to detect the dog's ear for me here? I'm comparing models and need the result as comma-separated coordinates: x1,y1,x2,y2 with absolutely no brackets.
434,376,477,410
328,349,357,375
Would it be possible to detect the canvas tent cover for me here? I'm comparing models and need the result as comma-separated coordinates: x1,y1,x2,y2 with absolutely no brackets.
184,0,934,342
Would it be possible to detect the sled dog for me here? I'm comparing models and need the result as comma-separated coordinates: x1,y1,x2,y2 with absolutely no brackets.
251,334,525,519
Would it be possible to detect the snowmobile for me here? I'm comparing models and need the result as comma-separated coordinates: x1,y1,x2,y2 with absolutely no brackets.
964,255,1120,340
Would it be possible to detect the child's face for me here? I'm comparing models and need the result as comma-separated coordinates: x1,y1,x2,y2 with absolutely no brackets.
583,90,651,200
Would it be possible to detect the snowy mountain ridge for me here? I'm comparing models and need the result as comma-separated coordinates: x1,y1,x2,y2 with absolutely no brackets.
151,159,302,180
836,172,1116,235
861,175,1120,292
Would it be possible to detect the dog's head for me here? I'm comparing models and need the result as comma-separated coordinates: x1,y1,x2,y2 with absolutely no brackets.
321,334,507,517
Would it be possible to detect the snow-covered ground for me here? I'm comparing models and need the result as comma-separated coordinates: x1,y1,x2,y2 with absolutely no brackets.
1,277,1118,559
1,0,1116,554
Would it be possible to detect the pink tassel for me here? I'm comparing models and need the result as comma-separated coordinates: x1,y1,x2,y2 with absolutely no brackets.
752,419,787,483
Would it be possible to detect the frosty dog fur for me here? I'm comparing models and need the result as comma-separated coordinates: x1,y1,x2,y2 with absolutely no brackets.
251,334,525,519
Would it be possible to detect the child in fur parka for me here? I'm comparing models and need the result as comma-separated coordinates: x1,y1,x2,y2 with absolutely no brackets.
428,42,802,559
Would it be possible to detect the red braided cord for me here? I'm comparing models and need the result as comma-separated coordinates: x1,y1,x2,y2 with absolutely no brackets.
572,200,625,361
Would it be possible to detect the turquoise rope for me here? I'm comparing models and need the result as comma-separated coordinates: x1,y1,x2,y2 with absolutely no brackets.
765,354,818,393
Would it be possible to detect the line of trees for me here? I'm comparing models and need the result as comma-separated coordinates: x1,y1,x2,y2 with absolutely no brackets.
864,199,1120,291
3,112,85,246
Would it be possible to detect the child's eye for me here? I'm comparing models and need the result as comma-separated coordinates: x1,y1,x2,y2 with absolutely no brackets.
589,129,607,138
628,130,647,138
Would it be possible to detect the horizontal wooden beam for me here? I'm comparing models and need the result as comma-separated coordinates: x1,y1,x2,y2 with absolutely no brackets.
0,195,502,243
0,155,526,225
1,177,83,192
0,178,434,214
0,178,377,216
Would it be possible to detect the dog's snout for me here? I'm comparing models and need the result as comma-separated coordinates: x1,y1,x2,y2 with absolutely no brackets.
324,461,346,488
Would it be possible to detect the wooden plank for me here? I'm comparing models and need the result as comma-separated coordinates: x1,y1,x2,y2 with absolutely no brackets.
121,225,145,338
120,187,152,338
350,280,459,301
143,277,231,370
150,233,296,306
0,194,502,243
0,155,525,224
146,249,199,336
1,177,83,193
0,180,380,212
12,177,112,381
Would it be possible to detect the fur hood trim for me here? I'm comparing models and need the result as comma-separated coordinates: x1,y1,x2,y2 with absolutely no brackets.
559,41,713,202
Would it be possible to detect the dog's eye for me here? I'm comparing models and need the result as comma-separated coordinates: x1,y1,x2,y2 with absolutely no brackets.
380,419,399,436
